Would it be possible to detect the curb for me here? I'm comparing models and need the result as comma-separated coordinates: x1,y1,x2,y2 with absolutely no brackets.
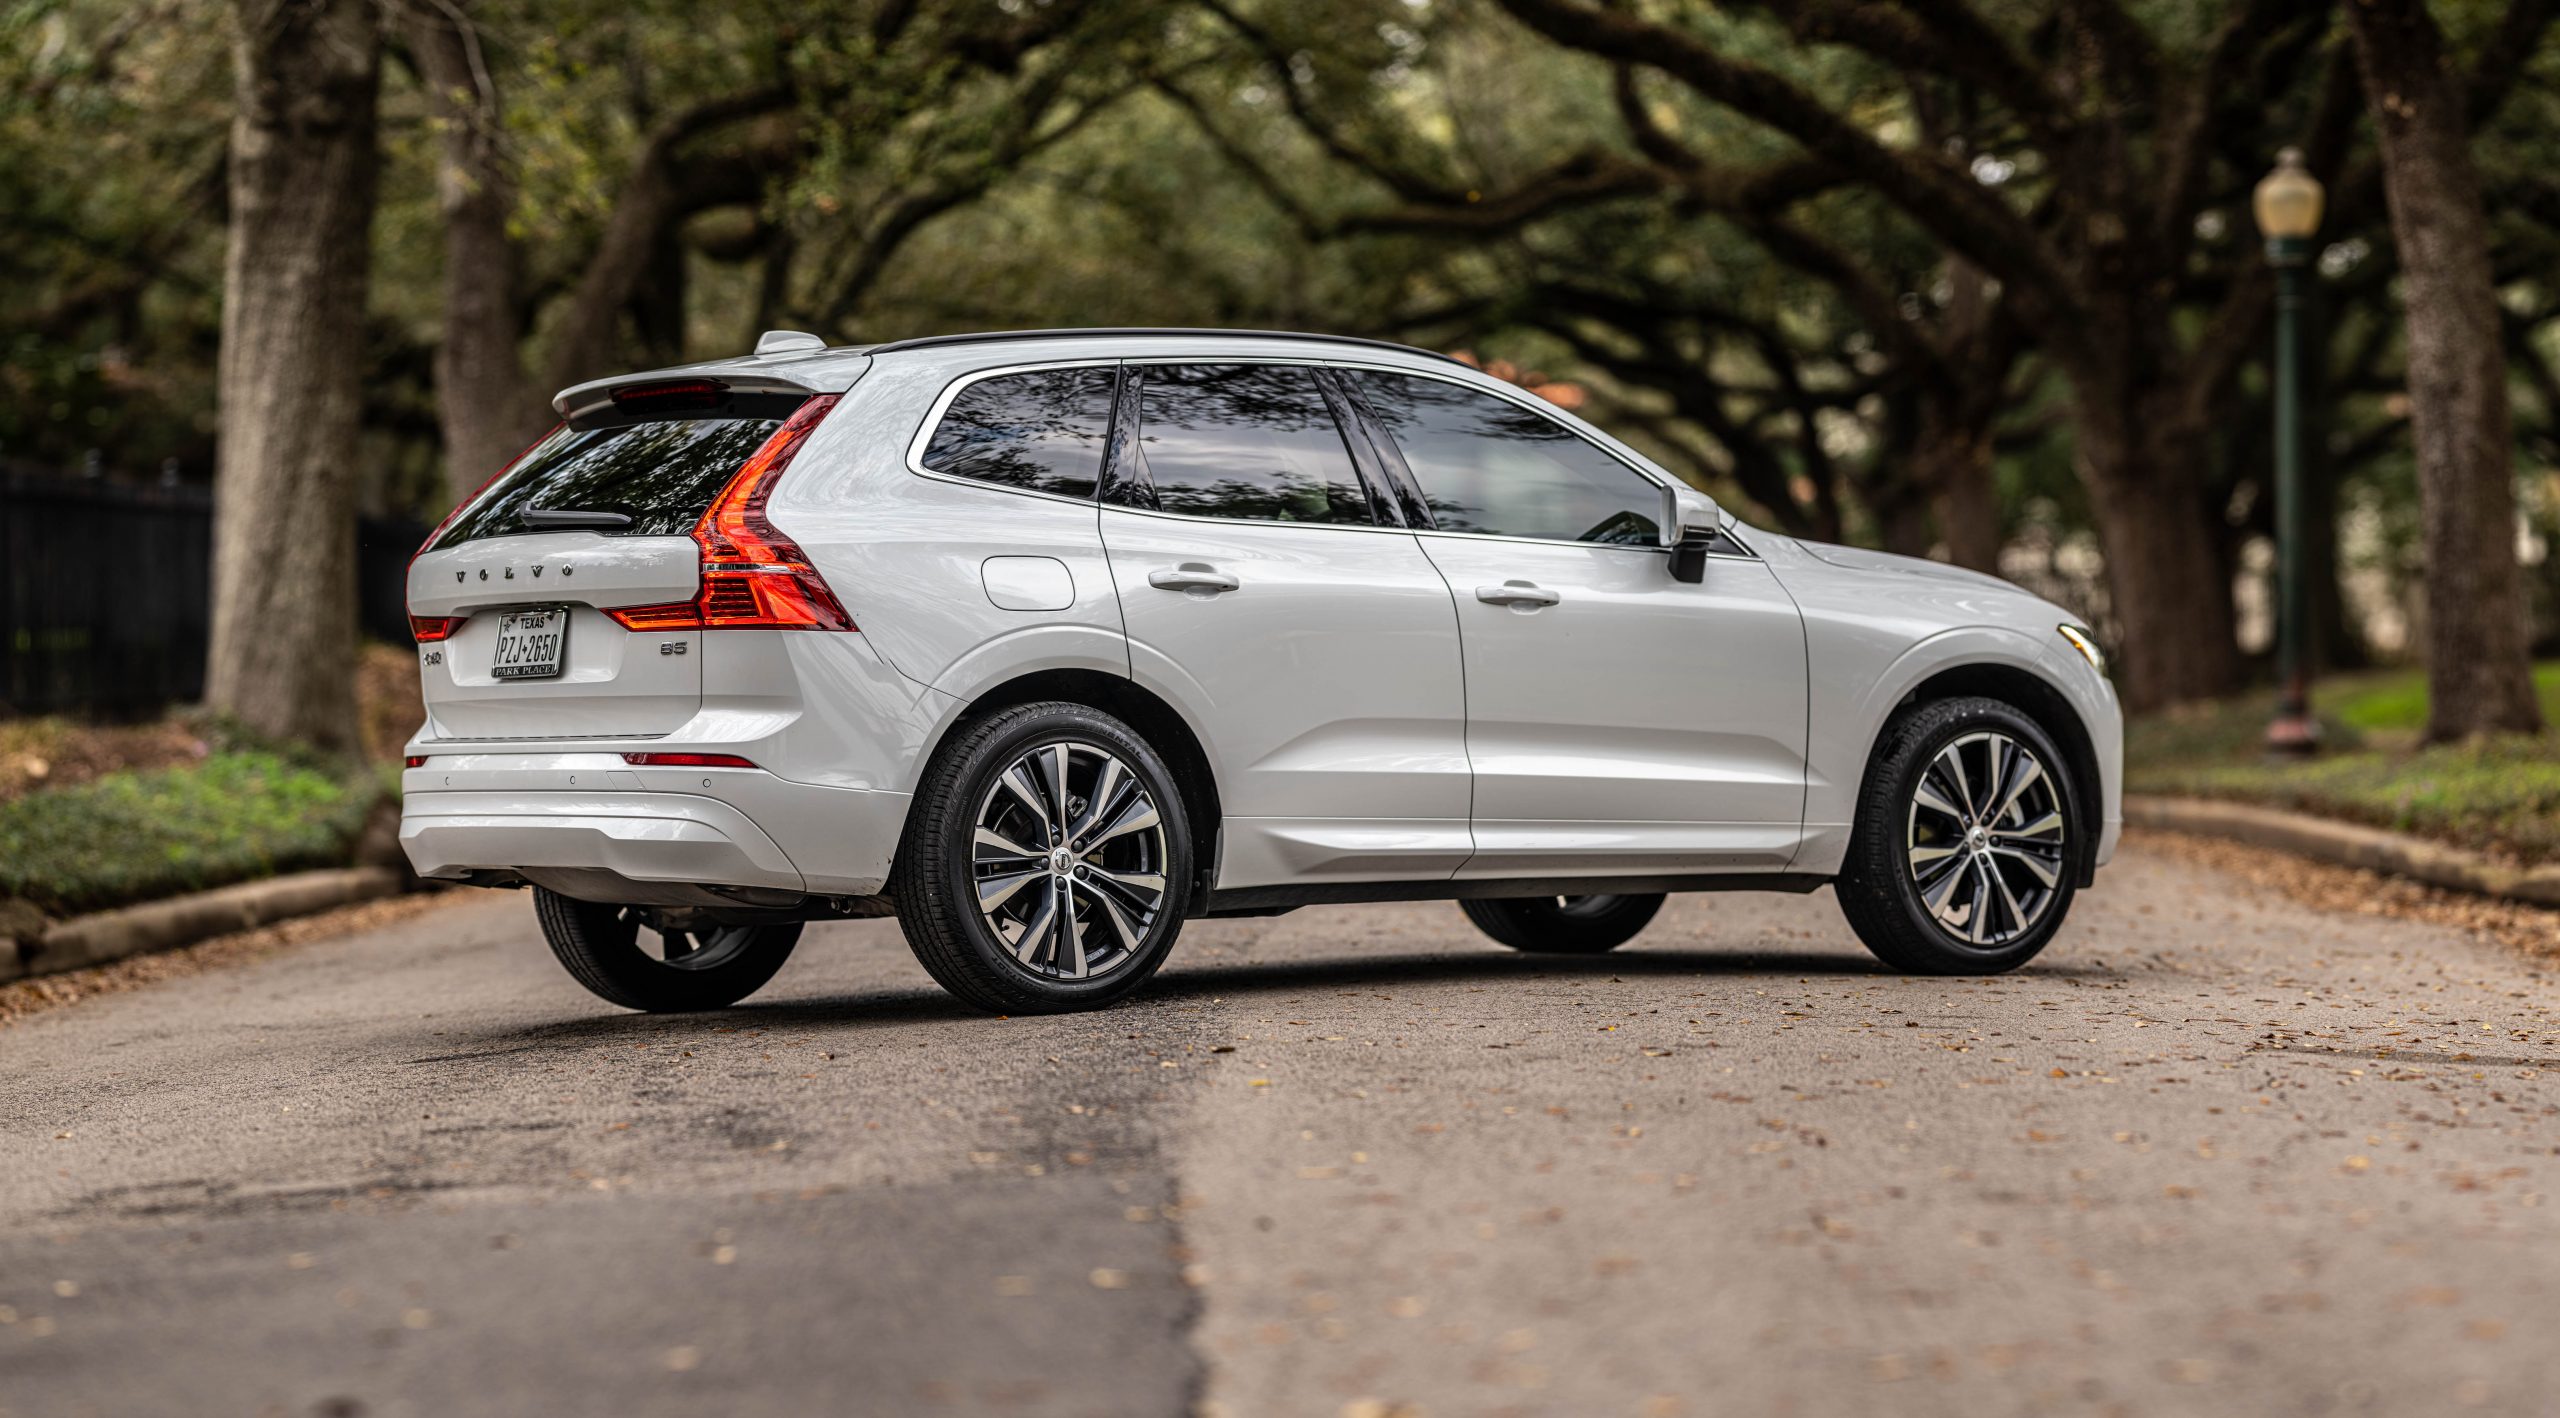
2125,795,2560,908
1,867,408,985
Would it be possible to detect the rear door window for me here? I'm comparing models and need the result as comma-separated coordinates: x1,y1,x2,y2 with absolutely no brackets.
919,366,1116,500
432,417,783,548
1350,371,1661,544
1130,364,1374,525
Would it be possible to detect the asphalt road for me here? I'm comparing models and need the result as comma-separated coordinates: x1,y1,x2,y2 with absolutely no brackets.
5,838,2559,1418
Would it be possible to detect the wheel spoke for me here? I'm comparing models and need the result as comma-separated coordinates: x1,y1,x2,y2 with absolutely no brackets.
2007,810,2065,841
1087,882,1144,951
978,868,1044,913
1009,882,1058,964
1075,758,1124,838
1087,795,1161,847
1992,756,2044,827
1990,844,2061,888
1943,742,1978,821
1058,886,1086,979
1967,859,2002,944
1908,843,1960,871
999,767,1053,842
1038,745,1073,840
1913,772,1966,823
974,826,1043,864
1920,855,1969,921
1985,857,2030,939
1913,851,1967,892
1084,866,1167,902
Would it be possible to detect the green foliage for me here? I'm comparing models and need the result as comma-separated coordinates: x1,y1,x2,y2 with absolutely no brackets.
0,751,381,917
2128,664,2560,864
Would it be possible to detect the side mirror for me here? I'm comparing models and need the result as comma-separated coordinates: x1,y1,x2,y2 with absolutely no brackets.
1660,484,1722,584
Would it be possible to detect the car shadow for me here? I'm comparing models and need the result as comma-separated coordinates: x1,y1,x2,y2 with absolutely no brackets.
441,941,2122,1051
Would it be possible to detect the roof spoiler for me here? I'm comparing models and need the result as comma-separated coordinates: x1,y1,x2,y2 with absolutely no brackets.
554,371,842,424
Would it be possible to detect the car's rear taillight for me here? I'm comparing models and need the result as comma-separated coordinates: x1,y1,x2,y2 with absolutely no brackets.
602,395,855,633
410,615,467,642
621,752,759,769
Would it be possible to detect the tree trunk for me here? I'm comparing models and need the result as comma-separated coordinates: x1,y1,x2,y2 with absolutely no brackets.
401,0,544,508
206,0,381,754
1872,484,1935,560
2076,409,2245,712
1922,420,2002,573
2347,0,2543,739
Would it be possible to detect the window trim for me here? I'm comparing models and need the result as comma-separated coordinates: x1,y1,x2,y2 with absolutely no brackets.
902,358,1125,509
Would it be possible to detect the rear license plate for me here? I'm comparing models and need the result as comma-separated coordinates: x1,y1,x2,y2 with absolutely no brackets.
491,608,568,681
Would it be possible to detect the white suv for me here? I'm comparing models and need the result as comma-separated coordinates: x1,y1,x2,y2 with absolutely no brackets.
401,328,2120,1015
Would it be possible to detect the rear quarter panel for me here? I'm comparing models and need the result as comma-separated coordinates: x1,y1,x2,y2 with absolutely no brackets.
762,355,1129,703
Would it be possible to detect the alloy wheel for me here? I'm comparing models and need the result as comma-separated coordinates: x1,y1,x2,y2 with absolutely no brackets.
1904,731,2067,947
613,906,764,972
969,741,1171,981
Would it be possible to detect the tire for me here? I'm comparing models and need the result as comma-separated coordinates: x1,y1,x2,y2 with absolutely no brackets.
1460,893,1663,954
1836,695,2080,975
892,701,1193,1014
533,889,801,1012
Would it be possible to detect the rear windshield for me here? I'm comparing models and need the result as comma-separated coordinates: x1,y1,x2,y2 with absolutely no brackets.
431,417,783,548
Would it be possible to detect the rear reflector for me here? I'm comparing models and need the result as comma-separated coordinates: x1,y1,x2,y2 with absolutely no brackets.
602,395,856,632
621,752,759,769
410,615,467,642
405,755,429,768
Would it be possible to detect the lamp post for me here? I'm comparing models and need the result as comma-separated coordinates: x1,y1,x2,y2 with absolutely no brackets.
2256,147,2325,755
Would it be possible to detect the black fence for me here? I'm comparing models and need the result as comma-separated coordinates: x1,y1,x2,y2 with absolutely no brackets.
1,469,425,719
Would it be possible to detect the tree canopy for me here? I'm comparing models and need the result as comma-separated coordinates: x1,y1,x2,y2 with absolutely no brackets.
7,0,2560,723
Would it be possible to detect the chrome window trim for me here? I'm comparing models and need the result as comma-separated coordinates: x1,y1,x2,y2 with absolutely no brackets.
896,349,1760,560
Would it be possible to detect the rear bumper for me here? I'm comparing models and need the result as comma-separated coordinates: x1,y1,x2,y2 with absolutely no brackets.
400,754,909,902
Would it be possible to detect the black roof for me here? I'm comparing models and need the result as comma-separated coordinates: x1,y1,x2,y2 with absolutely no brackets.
862,326,1464,365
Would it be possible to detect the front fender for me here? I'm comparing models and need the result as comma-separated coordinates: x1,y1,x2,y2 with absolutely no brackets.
1794,625,2116,877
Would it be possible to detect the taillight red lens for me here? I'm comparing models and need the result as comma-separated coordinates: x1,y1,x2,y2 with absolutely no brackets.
404,755,429,769
410,615,467,642
621,752,759,769
602,395,855,633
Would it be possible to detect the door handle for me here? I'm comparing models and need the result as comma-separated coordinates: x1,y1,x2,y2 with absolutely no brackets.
1475,580,1560,608
1148,563,1241,594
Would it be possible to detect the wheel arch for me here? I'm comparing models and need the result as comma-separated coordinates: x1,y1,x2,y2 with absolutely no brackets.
906,668,1225,898
1873,660,2105,887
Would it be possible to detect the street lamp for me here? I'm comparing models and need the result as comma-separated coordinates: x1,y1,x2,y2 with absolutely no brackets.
2255,147,2325,755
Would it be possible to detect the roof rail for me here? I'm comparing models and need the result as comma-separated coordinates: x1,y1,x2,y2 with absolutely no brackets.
862,326,1464,365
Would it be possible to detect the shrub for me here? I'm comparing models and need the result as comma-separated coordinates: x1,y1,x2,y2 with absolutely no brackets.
0,751,380,918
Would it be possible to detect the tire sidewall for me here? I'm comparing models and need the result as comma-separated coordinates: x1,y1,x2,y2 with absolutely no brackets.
927,705,1194,1008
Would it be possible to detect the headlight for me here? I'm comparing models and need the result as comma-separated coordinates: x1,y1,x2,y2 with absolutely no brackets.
2057,624,2107,676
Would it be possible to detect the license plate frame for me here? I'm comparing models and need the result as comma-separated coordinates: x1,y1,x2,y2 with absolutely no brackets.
490,607,570,681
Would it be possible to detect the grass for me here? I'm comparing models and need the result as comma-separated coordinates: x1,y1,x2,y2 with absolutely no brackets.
2128,662,2560,866
0,748,384,919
